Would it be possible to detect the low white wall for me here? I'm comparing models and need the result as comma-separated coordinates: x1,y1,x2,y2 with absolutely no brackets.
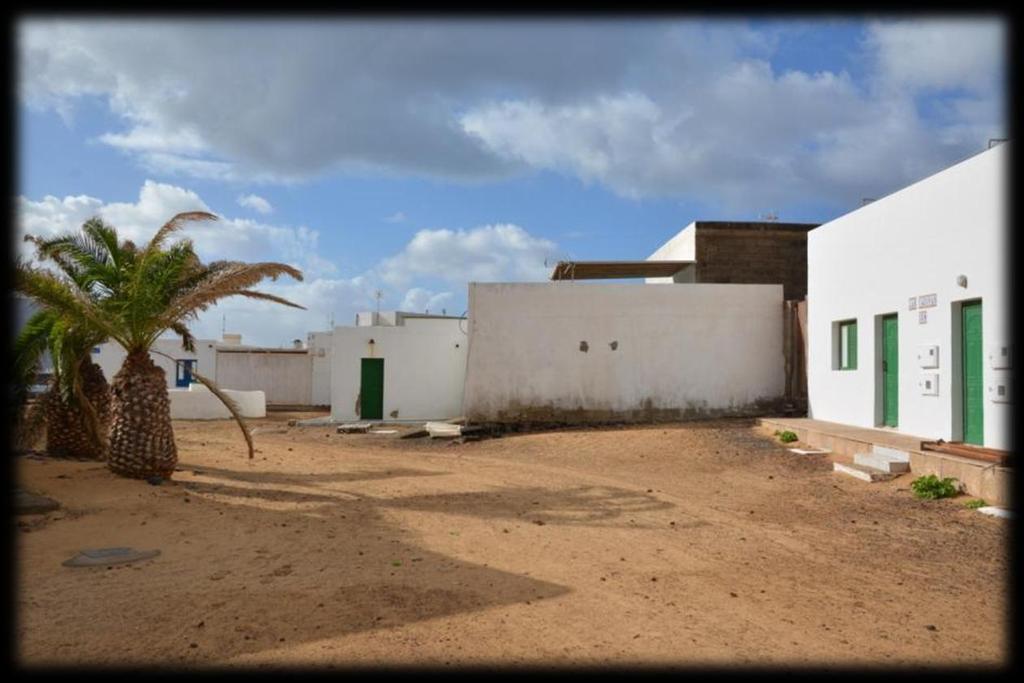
169,383,266,420
807,143,1011,450
464,282,786,423
331,317,468,422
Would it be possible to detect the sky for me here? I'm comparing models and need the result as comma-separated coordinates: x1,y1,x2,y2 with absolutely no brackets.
15,16,1007,347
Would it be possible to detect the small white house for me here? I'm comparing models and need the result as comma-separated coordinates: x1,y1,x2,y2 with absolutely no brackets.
330,311,468,422
807,143,1011,450
93,337,219,390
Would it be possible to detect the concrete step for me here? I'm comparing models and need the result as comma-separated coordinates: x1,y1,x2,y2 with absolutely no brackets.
871,444,911,463
833,461,899,482
854,451,911,473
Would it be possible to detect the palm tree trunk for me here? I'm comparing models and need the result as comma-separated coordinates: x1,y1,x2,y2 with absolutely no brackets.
108,351,177,478
43,359,111,460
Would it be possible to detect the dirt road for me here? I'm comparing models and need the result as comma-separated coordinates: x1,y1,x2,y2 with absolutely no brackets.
15,415,1008,667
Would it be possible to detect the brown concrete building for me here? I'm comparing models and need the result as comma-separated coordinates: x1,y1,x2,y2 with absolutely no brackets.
645,221,819,301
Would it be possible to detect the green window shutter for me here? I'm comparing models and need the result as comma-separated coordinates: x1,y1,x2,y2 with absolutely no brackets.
848,321,857,369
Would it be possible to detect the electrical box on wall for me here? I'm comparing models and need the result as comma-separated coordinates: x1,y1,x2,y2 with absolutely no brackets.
917,345,939,368
988,376,1012,403
918,373,939,396
988,344,1012,369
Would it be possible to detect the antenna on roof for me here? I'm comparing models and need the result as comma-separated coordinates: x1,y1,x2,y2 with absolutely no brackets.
861,198,876,206
374,289,383,315
988,138,1008,149
759,211,778,222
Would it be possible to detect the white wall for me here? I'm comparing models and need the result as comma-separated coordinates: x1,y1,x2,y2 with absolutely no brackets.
807,144,1011,450
463,282,785,422
307,331,333,407
169,384,266,420
646,222,696,283
331,317,468,422
93,337,218,389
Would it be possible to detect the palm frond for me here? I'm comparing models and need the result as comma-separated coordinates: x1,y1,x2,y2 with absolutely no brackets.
15,264,122,345
143,211,218,260
168,321,197,353
161,262,304,326
12,310,57,403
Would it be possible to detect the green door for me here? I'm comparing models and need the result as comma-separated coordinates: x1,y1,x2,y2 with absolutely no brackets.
882,315,898,427
360,358,384,420
962,301,984,445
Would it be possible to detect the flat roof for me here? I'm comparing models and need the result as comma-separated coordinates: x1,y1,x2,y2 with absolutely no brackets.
550,260,695,280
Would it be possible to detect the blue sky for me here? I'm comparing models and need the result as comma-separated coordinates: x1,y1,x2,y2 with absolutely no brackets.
16,17,1005,346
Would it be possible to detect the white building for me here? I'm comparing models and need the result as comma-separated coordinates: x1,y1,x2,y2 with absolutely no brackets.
330,311,468,422
807,143,1011,450
307,331,333,407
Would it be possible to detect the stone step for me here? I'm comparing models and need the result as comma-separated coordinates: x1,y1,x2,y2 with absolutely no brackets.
833,461,898,482
854,451,911,473
871,444,911,462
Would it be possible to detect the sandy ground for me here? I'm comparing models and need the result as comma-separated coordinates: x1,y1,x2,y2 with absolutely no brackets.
15,414,1009,668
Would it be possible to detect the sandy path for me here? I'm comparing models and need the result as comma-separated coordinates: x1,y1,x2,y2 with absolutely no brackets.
15,416,1008,667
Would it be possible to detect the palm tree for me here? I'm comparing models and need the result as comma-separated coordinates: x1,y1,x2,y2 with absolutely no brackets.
16,212,305,479
13,307,111,459
13,240,113,459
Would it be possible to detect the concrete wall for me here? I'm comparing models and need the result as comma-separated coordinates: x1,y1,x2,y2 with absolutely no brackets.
331,317,468,422
93,338,219,389
169,383,266,420
307,331,332,407
807,143,1011,450
463,282,786,423
694,223,814,301
215,349,313,406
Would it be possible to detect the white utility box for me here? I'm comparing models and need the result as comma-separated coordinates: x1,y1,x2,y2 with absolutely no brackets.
988,377,1012,403
919,373,939,396
917,345,939,368
988,344,1012,369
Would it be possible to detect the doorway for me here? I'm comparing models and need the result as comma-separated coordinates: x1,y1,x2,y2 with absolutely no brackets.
360,358,384,420
961,300,984,445
881,314,898,427
175,359,196,388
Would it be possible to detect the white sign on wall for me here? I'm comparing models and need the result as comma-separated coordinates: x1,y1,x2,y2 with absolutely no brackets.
918,293,937,308
919,310,928,324
908,297,917,310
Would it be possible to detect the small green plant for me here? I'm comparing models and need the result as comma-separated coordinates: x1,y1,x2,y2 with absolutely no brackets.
964,499,987,509
777,430,798,443
910,474,959,500
391,560,402,567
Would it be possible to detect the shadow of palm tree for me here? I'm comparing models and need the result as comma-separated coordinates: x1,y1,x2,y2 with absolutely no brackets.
176,463,448,487
379,485,684,528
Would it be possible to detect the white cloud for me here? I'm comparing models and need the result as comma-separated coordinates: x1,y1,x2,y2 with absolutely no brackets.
384,211,407,223
17,181,559,346
377,223,557,286
17,19,1006,220
237,193,273,215
399,287,454,314
865,19,1005,94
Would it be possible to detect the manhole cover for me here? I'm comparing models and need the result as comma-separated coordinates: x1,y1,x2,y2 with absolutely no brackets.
63,547,161,567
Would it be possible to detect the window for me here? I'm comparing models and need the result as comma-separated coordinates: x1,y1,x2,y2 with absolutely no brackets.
838,320,858,370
